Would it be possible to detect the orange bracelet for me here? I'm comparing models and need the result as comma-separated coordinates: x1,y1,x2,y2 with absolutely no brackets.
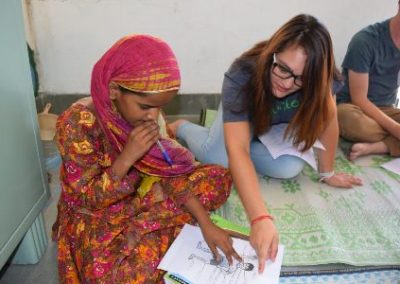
250,214,274,226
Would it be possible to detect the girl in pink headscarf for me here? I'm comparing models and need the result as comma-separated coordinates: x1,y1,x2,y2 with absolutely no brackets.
53,35,239,283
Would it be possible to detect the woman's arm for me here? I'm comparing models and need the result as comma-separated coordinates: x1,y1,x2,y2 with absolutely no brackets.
225,122,267,222
316,95,363,188
224,121,279,273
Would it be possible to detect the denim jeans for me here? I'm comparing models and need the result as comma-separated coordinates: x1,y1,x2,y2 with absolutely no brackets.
176,104,305,179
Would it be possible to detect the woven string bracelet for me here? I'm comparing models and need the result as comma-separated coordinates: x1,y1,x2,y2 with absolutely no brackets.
250,214,274,226
319,171,335,182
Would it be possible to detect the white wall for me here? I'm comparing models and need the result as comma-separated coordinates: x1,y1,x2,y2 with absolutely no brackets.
28,0,396,95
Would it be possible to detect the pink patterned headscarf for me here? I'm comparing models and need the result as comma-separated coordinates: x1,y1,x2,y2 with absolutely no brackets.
91,34,197,176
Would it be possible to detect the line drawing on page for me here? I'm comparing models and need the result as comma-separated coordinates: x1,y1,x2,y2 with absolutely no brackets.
187,241,258,284
158,224,284,284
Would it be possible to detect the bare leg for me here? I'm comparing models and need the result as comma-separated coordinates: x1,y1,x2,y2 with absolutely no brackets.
168,119,188,136
348,141,389,160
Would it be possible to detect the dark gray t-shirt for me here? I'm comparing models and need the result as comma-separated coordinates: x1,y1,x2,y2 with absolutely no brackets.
222,60,343,125
338,19,400,106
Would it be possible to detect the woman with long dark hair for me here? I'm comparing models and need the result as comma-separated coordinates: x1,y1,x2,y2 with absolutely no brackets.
171,14,362,272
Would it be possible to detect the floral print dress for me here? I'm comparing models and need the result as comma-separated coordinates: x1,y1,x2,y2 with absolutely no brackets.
53,104,232,283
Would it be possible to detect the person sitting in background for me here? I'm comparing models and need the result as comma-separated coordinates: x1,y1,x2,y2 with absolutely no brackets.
337,1,400,160
52,34,240,283
170,14,362,274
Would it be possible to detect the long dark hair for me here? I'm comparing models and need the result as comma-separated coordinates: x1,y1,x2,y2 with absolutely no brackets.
235,14,339,151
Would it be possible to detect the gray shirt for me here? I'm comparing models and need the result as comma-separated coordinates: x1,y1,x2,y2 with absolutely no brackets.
338,19,400,106
222,59,342,125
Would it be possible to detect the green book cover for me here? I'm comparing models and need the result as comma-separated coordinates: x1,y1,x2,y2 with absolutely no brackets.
164,272,192,284
200,109,217,128
210,214,250,237
203,109,217,128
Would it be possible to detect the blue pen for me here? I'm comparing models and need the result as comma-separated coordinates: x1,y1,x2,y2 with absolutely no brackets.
156,140,173,166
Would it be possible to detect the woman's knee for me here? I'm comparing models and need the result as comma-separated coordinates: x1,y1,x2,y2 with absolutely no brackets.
254,155,305,179
274,156,305,178
250,141,305,178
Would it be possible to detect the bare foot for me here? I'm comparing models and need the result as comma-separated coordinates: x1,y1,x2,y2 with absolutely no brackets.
168,119,188,136
348,142,389,160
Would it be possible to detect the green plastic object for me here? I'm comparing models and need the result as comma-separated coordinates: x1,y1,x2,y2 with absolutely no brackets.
210,214,250,237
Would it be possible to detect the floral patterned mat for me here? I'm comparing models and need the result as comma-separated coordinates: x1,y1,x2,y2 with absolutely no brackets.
216,152,400,266
279,269,400,284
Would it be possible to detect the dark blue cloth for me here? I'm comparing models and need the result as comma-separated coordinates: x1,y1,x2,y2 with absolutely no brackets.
338,19,400,106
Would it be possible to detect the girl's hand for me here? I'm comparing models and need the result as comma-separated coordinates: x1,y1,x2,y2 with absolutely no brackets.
120,120,160,166
249,219,279,273
200,221,242,265
322,172,363,188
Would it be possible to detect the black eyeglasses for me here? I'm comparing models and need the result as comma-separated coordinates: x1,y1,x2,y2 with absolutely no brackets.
272,53,303,87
